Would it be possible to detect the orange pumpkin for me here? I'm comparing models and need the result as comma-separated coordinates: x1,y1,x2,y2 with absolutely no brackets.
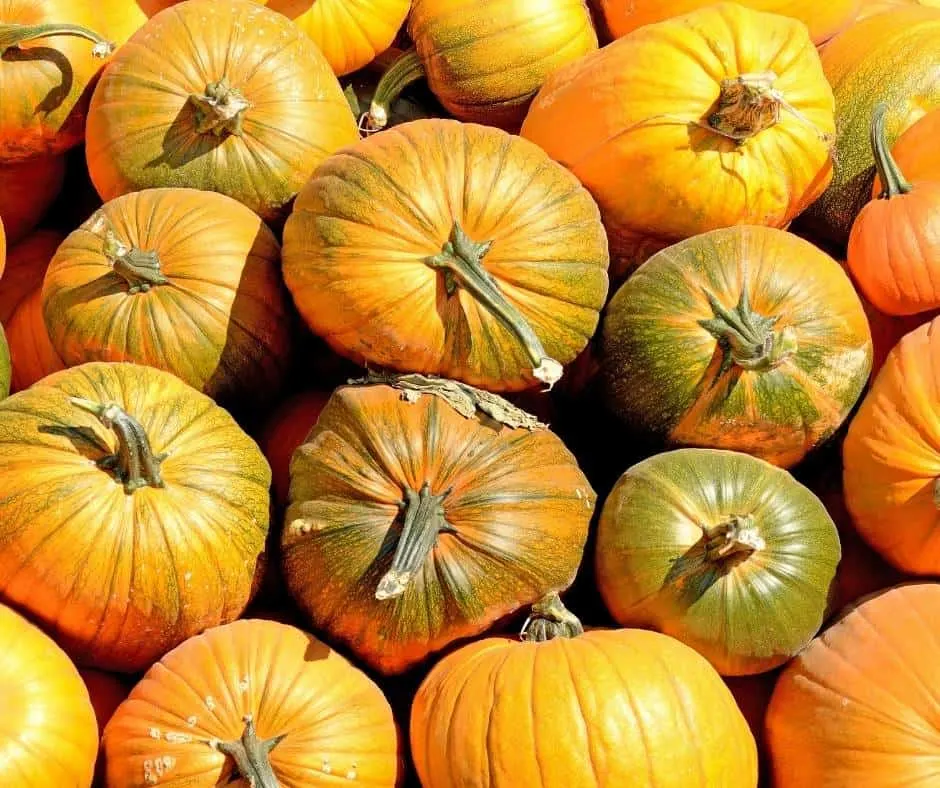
42,188,292,408
281,375,596,674
0,601,99,786
0,361,272,672
0,156,66,244
0,230,61,325
766,583,940,786
520,3,835,256
103,618,401,787
85,0,360,221
860,295,938,377
873,107,940,193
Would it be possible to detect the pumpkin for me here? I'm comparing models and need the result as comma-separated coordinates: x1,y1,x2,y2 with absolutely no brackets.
0,323,9,400
766,583,940,786
283,119,609,392
366,0,598,132
873,106,940,192
520,3,835,257
847,104,940,315
596,448,841,675
856,0,940,20
85,0,360,222
103,618,401,787
0,155,66,244
0,601,99,787
599,226,873,468
0,361,271,672
800,5,940,245
281,374,596,674
0,229,62,325
860,293,938,377
93,0,151,46
79,668,130,788
411,593,759,787
843,317,940,574
41,188,292,408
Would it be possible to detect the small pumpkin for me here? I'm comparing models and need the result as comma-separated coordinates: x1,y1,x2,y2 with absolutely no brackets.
0,156,66,244
281,374,595,674
42,188,292,407
766,583,940,786
873,106,940,192
85,0,360,221
411,593,759,787
0,361,272,672
0,601,99,787
599,226,873,468
282,118,609,392
103,618,401,787
520,3,835,255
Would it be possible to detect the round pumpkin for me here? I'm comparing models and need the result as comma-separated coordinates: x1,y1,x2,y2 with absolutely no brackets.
0,601,99,787
599,226,873,468
766,583,940,786
0,155,66,244
283,118,609,392
103,618,401,787
520,3,835,256
873,106,940,193
281,375,596,674
85,0,360,221
41,188,292,407
843,317,940,574
0,361,272,672
411,593,759,787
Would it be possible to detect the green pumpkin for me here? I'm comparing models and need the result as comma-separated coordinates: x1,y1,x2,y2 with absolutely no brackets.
596,448,841,676
0,324,9,400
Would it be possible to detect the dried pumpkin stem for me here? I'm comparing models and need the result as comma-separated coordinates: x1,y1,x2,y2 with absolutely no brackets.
425,221,563,389
212,715,285,788
100,228,168,294
0,22,114,57
870,102,912,198
189,78,251,137
69,397,167,493
365,47,426,132
520,592,584,642
703,515,765,562
708,71,792,142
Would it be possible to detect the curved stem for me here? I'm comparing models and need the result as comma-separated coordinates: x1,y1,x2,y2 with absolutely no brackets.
69,397,167,493
211,715,284,788
520,592,584,642
365,47,426,132
426,221,563,389
871,102,912,198
189,79,251,137
0,22,114,58
101,228,167,294
703,515,765,562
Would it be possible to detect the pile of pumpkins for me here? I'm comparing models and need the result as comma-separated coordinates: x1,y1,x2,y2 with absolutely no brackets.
1,0,939,785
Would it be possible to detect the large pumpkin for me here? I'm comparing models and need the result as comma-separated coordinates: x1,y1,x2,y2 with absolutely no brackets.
596,448,841,676
85,0,360,221
843,317,940,574
103,618,401,787
520,3,835,258
281,374,596,674
411,593,759,787
873,106,940,192
42,188,292,407
599,226,873,468
766,583,940,786
0,156,66,244
0,601,99,787
0,361,271,672
282,118,609,392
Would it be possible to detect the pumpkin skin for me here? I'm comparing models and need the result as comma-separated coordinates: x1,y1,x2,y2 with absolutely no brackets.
766,583,940,787
79,668,130,788
0,229,62,324
281,380,596,674
843,318,940,574
0,601,99,787
856,0,940,21
600,226,873,468
0,155,66,244
0,322,9,400
520,3,835,256
596,448,841,676
85,0,360,221
282,119,609,392
873,107,940,193
0,361,272,672
103,618,401,787
42,188,292,407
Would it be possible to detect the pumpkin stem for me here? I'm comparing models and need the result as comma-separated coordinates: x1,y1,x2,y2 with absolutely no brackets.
703,515,765,562
376,481,455,600
707,71,818,143
520,592,584,642
871,102,912,198
212,715,285,788
699,287,797,377
189,79,251,137
425,221,563,389
100,227,168,294
69,397,167,493
364,47,426,133
0,22,114,57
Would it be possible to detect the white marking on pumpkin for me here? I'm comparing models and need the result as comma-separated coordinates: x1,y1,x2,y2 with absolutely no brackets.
322,759,332,774
238,675,250,692
164,732,191,744
148,727,161,739
205,696,216,711
186,715,198,727
346,762,358,780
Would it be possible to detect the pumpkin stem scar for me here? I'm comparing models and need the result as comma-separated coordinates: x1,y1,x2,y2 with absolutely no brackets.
520,591,584,642
0,22,114,58
98,224,169,294
211,714,285,788
870,102,913,199
69,397,167,493
424,221,563,389
364,47,426,133
703,514,765,562
376,481,454,600
189,79,251,137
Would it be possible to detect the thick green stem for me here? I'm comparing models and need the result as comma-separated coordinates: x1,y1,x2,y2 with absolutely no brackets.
366,47,426,131
0,22,114,58
871,102,912,199
703,515,765,562
189,79,251,137
211,715,285,788
70,398,166,493
101,229,167,294
376,481,454,600
520,592,584,642
426,221,563,388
